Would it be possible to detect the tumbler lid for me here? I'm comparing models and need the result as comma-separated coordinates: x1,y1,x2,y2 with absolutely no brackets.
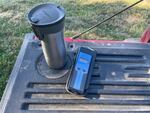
28,3,65,26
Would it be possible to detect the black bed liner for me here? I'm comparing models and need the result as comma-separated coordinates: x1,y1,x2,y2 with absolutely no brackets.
1,33,150,113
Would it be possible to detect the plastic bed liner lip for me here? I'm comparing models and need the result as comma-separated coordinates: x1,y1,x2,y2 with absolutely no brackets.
1,33,150,113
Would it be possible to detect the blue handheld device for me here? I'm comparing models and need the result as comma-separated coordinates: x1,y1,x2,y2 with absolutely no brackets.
66,47,96,95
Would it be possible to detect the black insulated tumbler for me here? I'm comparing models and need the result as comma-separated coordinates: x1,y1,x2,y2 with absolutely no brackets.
28,3,67,69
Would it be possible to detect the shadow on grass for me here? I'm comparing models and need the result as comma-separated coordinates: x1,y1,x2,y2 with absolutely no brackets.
0,0,150,99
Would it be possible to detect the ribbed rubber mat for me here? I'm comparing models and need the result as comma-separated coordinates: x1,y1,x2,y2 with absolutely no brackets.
1,34,150,113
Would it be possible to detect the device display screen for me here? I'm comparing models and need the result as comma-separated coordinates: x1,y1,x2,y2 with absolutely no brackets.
79,58,89,63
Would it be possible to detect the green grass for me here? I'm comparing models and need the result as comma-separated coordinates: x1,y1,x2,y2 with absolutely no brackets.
0,0,150,99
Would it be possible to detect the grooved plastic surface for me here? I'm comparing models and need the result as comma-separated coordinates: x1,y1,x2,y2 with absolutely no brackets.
1,34,150,113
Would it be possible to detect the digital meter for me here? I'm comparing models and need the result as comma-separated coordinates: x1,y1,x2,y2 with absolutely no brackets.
66,47,96,95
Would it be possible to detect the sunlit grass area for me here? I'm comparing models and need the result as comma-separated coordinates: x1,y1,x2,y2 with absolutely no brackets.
0,0,150,99
80,0,150,9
